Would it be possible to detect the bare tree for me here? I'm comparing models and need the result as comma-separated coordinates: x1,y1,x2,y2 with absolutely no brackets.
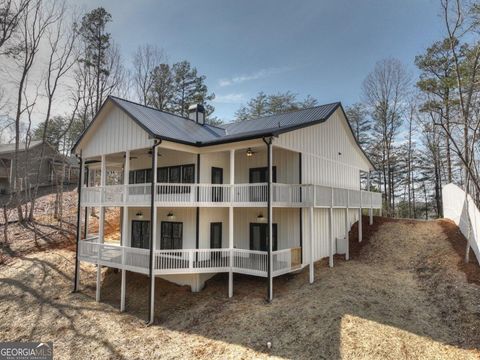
29,4,78,220
11,0,61,221
362,58,411,215
132,44,165,105
0,0,29,52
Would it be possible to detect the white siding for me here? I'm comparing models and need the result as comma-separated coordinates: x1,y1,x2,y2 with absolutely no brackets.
302,208,359,263
200,152,230,183
81,104,152,157
234,208,300,250
276,108,370,189
234,147,300,184
198,207,229,248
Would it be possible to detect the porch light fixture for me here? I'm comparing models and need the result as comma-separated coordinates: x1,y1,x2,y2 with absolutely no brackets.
246,148,254,157
136,211,144,219
257,213,266,223
167,212,175,220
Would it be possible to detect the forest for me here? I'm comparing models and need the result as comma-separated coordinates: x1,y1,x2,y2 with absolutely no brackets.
0,0,479,226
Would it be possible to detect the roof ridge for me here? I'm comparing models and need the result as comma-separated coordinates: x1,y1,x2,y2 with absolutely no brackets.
223,102,341,125
108,95,197,123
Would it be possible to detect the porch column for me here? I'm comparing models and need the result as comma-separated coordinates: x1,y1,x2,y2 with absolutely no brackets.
73,155,84,292
329,187,333,268
266,139,273,302
309,205,314,283
122,150,130,245
358,171,363,243
228,149,235,298
345,190,349,261
148,141,160,324
96,154,106,302
368,171,373,225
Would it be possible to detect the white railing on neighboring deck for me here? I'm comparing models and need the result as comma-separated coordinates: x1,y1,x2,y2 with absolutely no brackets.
81,182,383,210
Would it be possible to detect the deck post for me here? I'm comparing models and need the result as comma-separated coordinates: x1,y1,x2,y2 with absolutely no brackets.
148,141,160,325
228,149,235,298
73,154,84,292
122,150,130,246
120,269,126,311
309,205,314,283
99,155,106,243
345,190,349,261
367,171,373,225
358,171,363,243
329,187,333,268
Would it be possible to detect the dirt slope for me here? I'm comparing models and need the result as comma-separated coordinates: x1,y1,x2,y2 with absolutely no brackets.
0,218,479,359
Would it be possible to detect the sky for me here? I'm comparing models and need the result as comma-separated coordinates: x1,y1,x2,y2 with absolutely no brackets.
71,0,445,122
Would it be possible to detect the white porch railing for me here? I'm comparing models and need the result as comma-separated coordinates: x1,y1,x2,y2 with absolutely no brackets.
79,239,308,277
81,182,382,209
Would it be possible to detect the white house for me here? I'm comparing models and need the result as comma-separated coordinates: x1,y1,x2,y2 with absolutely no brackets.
71,96,382,323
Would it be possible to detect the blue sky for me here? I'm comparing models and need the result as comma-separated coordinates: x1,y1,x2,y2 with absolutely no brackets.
76,0,445,122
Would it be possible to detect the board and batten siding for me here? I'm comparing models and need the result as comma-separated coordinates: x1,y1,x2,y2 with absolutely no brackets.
80,103,153,158
234,208,300,250
302,208,358,262
276,107,370,189
234,147,299,184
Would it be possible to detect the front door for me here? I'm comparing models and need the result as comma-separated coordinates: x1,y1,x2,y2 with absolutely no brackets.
249,167,277,201
250,223,278,251
161,221,183,249
131,220,150,249
211,167,223,202
210,222,222,248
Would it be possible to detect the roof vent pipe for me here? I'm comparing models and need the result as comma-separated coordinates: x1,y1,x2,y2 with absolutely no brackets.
188,104,205,125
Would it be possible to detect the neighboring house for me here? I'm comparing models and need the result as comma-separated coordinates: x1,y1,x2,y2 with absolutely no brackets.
72,96,382,323
0,140,79,195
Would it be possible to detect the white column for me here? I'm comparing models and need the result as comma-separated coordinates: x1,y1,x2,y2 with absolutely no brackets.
96,155,106,302
75,157,85,290
368,171,373,225
345,190,349,261
359,171,363,243
99,155,106,243
309,206,314,283
228,149,235,297
122,151,130,246
120,269,126,311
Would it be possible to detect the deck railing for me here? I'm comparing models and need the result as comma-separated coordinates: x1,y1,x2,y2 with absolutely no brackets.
81,182,382,209
78,239,307,278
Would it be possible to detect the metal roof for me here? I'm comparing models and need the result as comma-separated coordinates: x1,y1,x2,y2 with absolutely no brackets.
109,96,339,145
0,140,43,155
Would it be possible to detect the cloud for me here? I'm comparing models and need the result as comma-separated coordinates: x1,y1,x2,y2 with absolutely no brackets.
218,66,291,87
213,93,246,104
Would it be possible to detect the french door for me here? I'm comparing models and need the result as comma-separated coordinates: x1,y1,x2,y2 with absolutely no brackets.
250,223,278,251
160,221,183,249
211,167,223,202
131,220,150,249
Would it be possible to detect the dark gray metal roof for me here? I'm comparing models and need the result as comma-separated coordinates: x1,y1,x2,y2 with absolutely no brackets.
109,96,340,145
222,103,340,136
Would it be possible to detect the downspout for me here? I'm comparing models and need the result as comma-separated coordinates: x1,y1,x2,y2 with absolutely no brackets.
147,139,161,325
73,153,83,292
83,167,89,237
263,136,273,302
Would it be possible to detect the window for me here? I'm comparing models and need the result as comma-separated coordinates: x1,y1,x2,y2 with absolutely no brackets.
157,167,169,183
169,166,181,183
182,164,195,183
161,222,183,249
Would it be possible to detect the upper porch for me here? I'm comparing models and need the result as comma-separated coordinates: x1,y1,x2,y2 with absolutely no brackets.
79,142,381,209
